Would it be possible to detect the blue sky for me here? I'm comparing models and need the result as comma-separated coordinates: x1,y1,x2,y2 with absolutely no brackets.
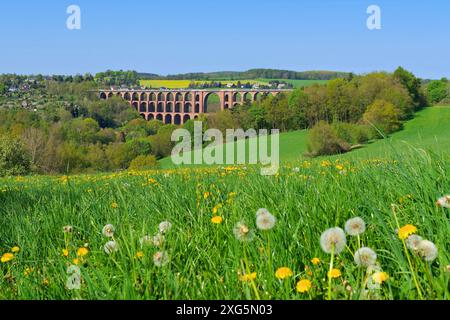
0,0,449,79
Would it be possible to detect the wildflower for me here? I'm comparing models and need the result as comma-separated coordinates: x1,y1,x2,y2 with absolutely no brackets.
102,224,115,238
158,221,172,234
239,272,257,282
73,258,79,265
436,195,450,208
211,216,223,224
62,248,69,257
135,251,144,259
255,208,276,231
203,191,211,199
344,217,366,236
233,221,254,242
153,251,169,267
296,279,312,293
311,257,321,265
405,235,423,251
328,268,341,279
417,240,438,262
42,279,50,286
1,253,14,263
11,246,20,253
63,225,73,233
372,272,389,284
398,224,417,240
335,164,344,171
111,202,119,209
354,247,377,268
320,227,347,254
24,267,33,277
275,267,293,280
77,247,89,257
104,241,119,254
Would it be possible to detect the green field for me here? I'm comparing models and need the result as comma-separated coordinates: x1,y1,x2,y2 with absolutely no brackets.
0,107,448,300
160,106,450,168
258,79,329,88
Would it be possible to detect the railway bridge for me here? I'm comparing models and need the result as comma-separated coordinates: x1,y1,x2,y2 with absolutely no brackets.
98,88,292,124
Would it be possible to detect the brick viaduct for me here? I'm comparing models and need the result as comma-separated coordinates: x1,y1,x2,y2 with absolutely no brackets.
98,89,292,125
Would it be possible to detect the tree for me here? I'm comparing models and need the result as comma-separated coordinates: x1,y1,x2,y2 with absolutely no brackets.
0,136,31,176
363,100,402,136
427,79,448,104
306,121,350,156
128,155,158,170
394,66,427,109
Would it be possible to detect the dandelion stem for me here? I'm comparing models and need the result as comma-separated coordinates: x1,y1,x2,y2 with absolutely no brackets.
327,244,335,300
243,244,260,300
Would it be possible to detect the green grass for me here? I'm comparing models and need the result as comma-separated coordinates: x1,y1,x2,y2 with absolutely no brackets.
160,106,450,168
0,107,449,300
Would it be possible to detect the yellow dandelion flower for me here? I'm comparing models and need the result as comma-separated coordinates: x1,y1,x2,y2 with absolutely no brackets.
135,251,144,259
311,257,321,265
1,253,14,263
73,258,80,265
11,246,20,253
296,279,312,293
275,267,293,280
335,164,344,171
42,278,49,286
211,216,223,224
77,247,89,257
24,267,33,277
372,272,389,284
203,191,211,199
239,272,257,282
111,202,119,209
398,224,417,240
328,268,341,279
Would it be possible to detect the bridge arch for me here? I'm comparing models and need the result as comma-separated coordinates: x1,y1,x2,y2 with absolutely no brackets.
167,93,174,101
175,93,183,101
140,102,147,113
99,92,107,100
156,114,163,121
157,93,164,101
149,92,156,101
184,102,192,113
149,102,156,112
140,92,147,100
132,102,138,111
165,114,172,124
157,102,164,112
174,114,181,125
166,102,173,113
175,102,182,113
185,93,192,101
183,115,191,123
204,92,221,113
132,92,139,101
148,114,154,120
124,92,131,101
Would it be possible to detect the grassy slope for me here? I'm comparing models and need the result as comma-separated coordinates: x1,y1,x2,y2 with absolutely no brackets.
160,106,450,168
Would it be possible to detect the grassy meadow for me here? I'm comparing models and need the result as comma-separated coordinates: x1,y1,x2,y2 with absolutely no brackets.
0,107,449,300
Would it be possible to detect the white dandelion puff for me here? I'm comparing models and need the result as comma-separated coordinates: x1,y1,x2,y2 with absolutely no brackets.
436,195,450,208
233,221,254,242
354,247,377,267
344,217,366,236
417,240,438,262
104,240,119,254
102,224,115,238
158,221,172,234
255,208,276,231
63,225,73,233
320,227,347,254
405,235,423,251
153,251,169,267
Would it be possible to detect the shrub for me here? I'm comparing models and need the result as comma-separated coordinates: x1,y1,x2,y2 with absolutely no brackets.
0,136,31,176
363,99,402,137
128,155,158,171
333,122,370,145
306,121,350,157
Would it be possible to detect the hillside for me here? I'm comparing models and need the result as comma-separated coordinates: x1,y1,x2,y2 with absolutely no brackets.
159,106,450,168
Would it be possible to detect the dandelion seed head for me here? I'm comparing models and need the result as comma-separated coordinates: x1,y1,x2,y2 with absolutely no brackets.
405,235,423,251
417,240,438,262
344,217,366,236
255,208,276,230
233,221,254,242
153,251,169,267
354,247,377,267
102,224,115,238
158,221,172,234
104,241,119,255
63,225,73,233
320,227,347,254
436,195,450,208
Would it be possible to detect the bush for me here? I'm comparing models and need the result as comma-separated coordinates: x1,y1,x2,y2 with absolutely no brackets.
363,99,402,137
333,122,370,145
0,136,31,176
128,155,158,171
306,121,350,157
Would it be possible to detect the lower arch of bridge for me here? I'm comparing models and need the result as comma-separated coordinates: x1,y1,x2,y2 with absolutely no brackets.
156,114,163,121
183,115,191,123
174,114,181,125
165,114,172,124
148,114,154,120
204,92,221,113
99,92,107,99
